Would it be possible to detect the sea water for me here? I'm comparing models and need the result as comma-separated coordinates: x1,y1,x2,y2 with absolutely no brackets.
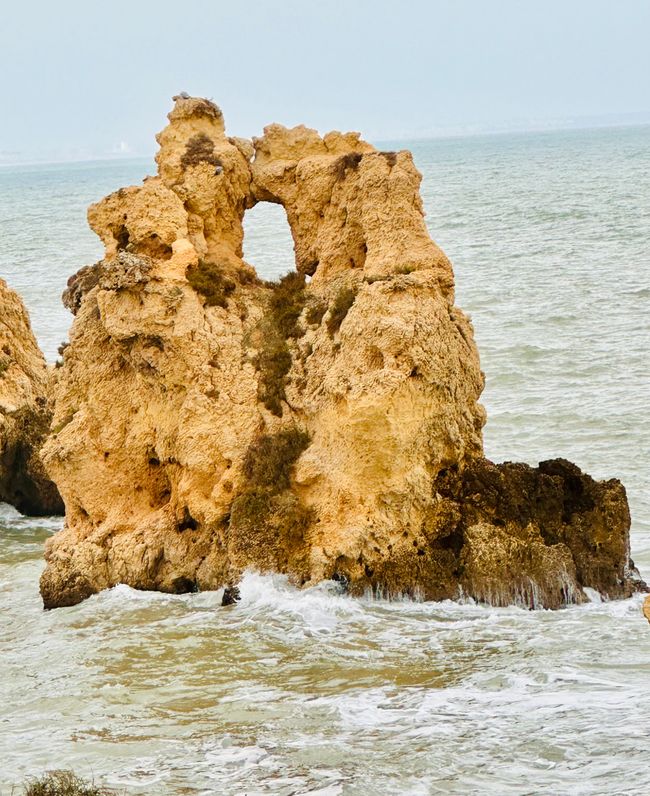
0,124,649,794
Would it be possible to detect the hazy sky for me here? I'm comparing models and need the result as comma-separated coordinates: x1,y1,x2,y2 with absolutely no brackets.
2,0,650,161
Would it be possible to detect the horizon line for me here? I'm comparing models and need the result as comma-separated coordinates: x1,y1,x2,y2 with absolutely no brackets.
2,117,649,170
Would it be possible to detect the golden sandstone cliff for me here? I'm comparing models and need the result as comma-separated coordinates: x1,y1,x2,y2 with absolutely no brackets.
2,96,640,609
0,279,62,515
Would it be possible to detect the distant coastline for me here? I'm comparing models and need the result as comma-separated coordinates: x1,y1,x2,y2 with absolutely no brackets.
0,154,155,169
378,110,650,144
2,112,649,168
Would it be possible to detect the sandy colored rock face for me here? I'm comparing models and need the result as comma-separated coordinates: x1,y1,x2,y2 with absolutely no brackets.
0,279,62,515
39,97,642,608
251,126,452,287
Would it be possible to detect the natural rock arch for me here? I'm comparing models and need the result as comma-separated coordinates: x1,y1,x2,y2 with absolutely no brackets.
37,96,642,609
242,202,296,282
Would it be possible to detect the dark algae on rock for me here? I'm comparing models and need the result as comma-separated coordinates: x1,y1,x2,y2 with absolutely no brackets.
327,458,644,607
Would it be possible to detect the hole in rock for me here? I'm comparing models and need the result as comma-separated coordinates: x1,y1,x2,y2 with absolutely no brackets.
178,508,198,532
171,576,198,594
243,203,297,281
115,225,130,250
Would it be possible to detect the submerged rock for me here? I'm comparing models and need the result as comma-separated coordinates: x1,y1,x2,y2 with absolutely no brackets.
221,585,241,606
38,96,642,608
0,279,62,516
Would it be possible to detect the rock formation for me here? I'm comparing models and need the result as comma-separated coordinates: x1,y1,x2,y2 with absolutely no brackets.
38,96,643,608
0,279,62,515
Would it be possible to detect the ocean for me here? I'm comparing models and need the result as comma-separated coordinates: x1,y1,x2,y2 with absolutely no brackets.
1,124,649,794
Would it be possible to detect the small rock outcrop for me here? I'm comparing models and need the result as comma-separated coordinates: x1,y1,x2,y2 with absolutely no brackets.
38,96,643,608
0,279,62,515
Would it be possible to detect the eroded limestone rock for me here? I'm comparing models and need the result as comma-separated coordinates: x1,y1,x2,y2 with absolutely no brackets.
0,279,62,515
39,96,642,608
338,457,640,607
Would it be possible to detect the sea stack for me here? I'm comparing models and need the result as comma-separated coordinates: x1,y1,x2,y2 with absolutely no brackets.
0,279,62,515
37,96,643,608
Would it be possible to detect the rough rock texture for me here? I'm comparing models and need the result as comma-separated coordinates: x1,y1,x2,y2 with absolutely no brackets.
0,279,62,515
39,97,642,608
343,457,641,607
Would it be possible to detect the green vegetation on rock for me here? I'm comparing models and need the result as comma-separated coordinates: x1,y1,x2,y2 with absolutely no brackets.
186,259,236,308
229,428,314,573
22,770,119,796
180,133,222,170
242,427,311,491
326,286,356,336
255,272,307,416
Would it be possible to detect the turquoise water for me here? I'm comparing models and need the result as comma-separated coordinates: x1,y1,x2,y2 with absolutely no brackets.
1,125,649,794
